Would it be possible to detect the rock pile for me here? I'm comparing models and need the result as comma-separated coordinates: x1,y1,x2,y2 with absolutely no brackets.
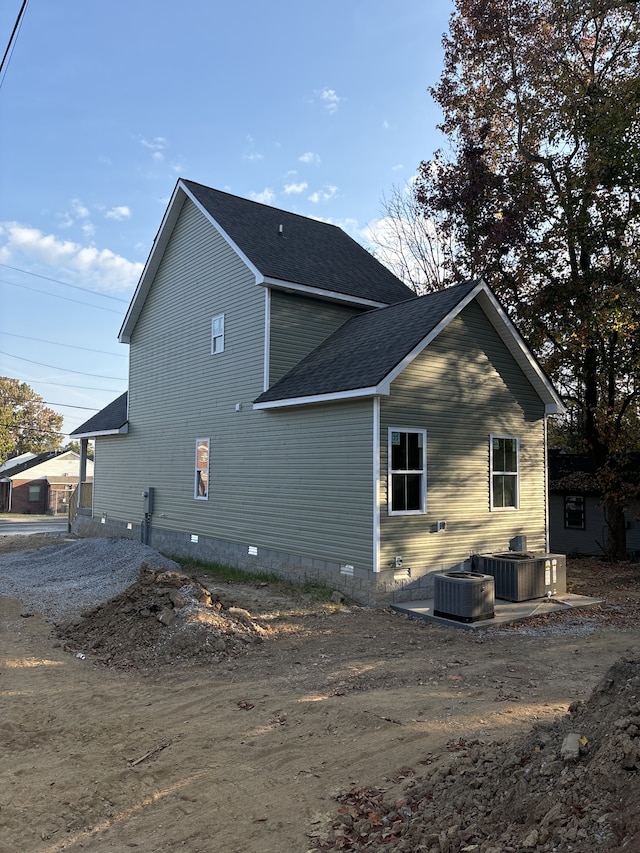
56,565,268,669
313,658,640,853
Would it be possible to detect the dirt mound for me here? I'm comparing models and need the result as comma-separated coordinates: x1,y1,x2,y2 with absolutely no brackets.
55,565,270,669
314,658,640,853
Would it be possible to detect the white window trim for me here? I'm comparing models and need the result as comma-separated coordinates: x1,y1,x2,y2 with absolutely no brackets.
489,434,520,511
194,438,210,500
211,314,225,354
387,427,427,516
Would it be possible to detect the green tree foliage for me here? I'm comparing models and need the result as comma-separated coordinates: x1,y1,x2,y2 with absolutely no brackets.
0,377,64,464
411,0,640,557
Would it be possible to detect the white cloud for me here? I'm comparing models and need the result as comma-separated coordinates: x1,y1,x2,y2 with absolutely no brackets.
0,221,143,292
72,198,90,220
299,151,321,165
141,137,167,151
249,188,275,205
58,198,95,236
105,206,132,221
244,152,263,161
141,136,168,162
308,185,338,204
284,182,307,195
318,87,341,113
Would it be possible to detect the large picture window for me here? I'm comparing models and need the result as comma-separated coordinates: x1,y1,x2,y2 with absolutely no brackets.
490,435,519,509
194,438,210,500
388,428,427,514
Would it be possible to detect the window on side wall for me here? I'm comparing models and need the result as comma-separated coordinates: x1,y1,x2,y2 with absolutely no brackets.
490,435,519,509
564,494,585,529
28,483,41,502
194,438,210,500
211,314,225,354
388,428,427,515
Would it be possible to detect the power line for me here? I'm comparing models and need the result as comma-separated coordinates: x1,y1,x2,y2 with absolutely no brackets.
0,330,127,357
1,350,126,380
0,278,125,313
15,379,123,392
0,395,100,411
0,263,130,303
0,0,28,88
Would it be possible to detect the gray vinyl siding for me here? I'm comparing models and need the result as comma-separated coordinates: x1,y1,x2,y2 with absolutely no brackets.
210,400,375,568
379,300,548,573
549,494,640,557
269,290,363,384
93,197,265,525
92,198,375,568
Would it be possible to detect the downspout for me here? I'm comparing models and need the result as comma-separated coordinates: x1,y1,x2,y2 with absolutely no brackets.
372,396,380,572
543,415,550,553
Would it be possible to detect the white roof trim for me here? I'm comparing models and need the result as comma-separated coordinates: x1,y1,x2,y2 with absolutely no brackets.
253,386,384,410
184,183,262,281
473,285,565,414
119,179,397,343
72,425,129,439
262,277,389,309
255,280,565,413
119,181,263,344
119,182,186,343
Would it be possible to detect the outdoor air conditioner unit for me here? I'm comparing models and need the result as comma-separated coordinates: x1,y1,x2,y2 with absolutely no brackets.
480,553,566,601
433,572,495,623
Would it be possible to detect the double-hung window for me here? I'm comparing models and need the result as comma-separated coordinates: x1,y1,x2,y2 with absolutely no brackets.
490,435,519,509
388,428,427,514
564,495,585,529
211,314,225,354
194,438,210,500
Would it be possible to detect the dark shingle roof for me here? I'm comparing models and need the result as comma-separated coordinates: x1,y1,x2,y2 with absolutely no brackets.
182,180,415,306
0,451,59,477
255,280,478,404
71,392,128,436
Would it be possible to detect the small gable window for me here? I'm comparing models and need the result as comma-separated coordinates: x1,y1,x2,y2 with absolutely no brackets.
564,495,585,529
211,314,225,354
388,428,427,515
195,438,210,500
490,435,519,510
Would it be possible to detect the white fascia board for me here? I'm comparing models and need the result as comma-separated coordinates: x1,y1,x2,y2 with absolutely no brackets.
71,425,129,439
119,182,187,343
383,281,486,387
253,386,383,410
119,180,264,343
184,183,263,282
379,280,565,414
262,276,389,309
474,286,566,414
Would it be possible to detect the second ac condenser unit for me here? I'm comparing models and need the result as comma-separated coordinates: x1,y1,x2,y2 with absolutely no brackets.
480,553,566,602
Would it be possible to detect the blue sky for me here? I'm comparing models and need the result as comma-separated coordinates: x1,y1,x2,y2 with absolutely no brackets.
0,0,453,438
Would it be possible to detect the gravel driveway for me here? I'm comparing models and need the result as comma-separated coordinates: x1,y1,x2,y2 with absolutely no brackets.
0,536,179,621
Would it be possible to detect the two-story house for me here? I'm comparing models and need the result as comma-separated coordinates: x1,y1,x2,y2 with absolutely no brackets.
71,179,564,605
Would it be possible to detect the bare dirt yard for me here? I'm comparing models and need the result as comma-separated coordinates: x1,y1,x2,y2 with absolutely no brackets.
1,534,640,853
